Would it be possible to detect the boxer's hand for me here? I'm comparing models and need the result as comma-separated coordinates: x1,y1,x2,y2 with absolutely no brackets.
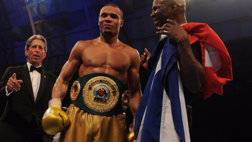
42,99,69,135
6,73,23,93
140,48,151,69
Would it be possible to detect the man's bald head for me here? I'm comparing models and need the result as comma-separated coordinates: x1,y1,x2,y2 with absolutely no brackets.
174,0,186,6
151,0,187,26
161,0,186,8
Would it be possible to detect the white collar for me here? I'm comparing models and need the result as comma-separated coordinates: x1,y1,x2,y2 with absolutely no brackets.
160,34,167,41
27,62,42,71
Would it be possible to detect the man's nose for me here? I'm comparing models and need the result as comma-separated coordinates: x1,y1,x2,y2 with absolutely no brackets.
34,47,41,52
104,16,112,22
105,19,111,23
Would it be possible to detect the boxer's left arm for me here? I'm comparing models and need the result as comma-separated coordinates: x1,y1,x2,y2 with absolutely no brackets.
127,49,142,116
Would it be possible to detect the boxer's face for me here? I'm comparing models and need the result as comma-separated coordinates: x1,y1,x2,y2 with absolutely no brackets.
25,39,46,66
98,6,123,37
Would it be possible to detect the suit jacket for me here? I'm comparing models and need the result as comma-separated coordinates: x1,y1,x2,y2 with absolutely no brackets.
0,64,56,142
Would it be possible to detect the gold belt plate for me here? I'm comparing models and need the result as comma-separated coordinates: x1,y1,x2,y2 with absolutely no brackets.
83,76,120,113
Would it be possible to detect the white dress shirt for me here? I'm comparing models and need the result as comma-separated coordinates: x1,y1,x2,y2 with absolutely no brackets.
27,62,41,101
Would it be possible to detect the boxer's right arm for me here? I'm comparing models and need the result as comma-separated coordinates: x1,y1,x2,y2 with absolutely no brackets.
50,42,82,107
42,42,82,135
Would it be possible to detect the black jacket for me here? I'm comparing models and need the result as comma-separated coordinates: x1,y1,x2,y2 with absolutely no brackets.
0,64,56,142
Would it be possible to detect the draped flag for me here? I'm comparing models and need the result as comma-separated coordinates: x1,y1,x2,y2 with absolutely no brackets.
134,22,232,142
134,39,190,142
182,22,233,99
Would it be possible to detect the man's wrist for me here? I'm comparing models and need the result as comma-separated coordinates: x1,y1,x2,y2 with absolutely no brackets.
176,38,190,51
49,98,62,108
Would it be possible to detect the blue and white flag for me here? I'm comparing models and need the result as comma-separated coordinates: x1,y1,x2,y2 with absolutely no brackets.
134,39,190,142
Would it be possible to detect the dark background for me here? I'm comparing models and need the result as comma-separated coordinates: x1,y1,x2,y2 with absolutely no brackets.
1,0,252,141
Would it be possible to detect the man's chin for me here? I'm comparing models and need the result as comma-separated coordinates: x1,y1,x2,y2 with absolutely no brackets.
102,31,116,38
102,30,113,34
30,60,41,65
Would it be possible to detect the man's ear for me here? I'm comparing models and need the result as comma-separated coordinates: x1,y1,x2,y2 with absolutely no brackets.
172,4,185,15
42,51,47,60
98,17,101,26
120,19,124,28
25,50,28,57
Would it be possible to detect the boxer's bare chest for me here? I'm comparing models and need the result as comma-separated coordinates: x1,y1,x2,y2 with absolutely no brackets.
80,45,131,72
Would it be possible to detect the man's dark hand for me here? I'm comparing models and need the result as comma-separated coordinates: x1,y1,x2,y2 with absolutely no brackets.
156,19,188,43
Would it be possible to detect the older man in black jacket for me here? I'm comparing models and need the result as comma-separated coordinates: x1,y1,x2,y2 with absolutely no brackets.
0,35,56,142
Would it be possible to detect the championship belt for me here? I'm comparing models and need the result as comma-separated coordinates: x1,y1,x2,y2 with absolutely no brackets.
70,73,126,115
70,81,80,101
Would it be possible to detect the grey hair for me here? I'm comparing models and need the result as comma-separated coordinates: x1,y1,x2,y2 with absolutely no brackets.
25,34,47,52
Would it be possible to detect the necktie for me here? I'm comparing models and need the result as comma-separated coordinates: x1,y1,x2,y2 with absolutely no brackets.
30,66,43,73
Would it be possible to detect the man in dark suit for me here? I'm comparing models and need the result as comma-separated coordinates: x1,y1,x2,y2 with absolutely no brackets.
0,35,56,142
